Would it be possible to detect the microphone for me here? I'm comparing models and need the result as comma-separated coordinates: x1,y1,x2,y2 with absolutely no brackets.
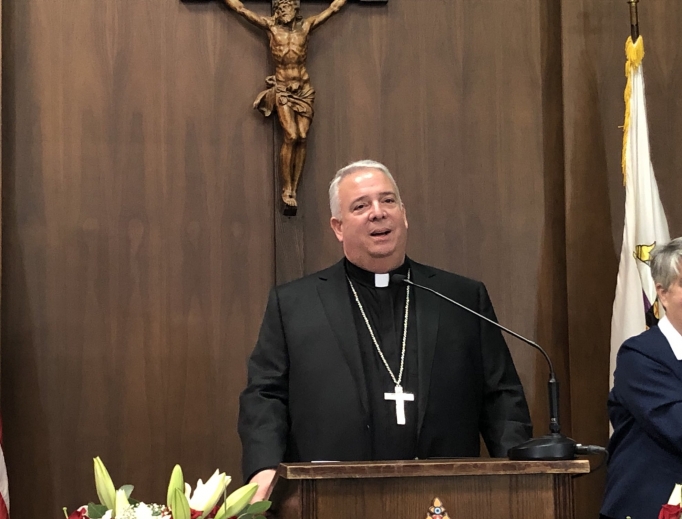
391,273,577,461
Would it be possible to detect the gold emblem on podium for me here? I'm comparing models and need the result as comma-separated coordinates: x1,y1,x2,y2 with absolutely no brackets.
425,497,450,519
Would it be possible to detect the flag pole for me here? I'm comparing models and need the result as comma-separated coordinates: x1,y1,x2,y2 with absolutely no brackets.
628,0,640,41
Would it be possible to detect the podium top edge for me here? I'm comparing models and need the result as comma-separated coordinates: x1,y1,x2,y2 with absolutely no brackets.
276,458,591,479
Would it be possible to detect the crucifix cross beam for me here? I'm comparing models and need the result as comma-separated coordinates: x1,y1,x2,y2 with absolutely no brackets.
181,0,386,5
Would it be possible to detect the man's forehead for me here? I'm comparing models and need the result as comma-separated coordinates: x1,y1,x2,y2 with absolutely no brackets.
342,168,390,185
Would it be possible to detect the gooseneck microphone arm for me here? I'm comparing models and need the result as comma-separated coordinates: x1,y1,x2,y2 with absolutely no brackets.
391,273,575,460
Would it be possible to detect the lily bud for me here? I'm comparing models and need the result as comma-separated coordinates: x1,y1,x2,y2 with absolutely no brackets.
167,464,185,508
93,457,116,510
215,482,258,519
170,487,191,519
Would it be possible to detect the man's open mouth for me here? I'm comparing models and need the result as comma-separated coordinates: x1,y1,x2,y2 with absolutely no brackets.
370,229,391,237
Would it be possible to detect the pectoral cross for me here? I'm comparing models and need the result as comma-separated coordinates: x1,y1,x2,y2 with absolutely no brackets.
384,385,414,425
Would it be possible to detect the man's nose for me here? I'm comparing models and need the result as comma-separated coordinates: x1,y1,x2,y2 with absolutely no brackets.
368,200,386,220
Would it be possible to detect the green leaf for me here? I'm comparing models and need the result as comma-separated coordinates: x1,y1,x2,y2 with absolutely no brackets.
246,501,271,514
87,502,109,519
237,514,254,519
120,484,135,500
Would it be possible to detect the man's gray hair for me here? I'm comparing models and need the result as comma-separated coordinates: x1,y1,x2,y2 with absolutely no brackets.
329,160,402,218
651,238,682,289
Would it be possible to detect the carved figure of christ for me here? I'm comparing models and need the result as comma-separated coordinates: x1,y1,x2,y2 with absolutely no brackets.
220,0,347,214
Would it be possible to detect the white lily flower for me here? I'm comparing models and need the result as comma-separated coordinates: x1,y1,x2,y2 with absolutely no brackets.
114,488,131,517
669,484,682,505
185,470,231,518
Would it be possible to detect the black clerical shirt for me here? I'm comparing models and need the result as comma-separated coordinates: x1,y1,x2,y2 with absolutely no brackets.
345,258,419,460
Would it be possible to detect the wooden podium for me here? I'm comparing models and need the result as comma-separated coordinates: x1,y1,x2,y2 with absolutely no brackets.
269,459,590,519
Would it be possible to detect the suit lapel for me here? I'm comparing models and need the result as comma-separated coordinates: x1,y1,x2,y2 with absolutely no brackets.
316,260,370,417
411,262,440,435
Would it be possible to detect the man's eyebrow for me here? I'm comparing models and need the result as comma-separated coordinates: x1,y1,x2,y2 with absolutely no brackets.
349,191,396,206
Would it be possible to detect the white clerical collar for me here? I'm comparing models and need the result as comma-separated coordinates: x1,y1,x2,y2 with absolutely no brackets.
374,273,390,287
658,315,682,360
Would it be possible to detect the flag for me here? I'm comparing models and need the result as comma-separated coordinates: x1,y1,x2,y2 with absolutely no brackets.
0,418,9,518
610,36,670,387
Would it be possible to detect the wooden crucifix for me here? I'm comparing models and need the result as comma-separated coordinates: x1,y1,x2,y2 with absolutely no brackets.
182,0,387,215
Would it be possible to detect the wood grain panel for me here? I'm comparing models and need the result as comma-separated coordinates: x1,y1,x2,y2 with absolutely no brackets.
313,475,563,519
2,0,273,516
278,459,590,478
274,461,585,519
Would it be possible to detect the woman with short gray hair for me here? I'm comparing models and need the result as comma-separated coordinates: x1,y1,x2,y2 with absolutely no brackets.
601,237,682,519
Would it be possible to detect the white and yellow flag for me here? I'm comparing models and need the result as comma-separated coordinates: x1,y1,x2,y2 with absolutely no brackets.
610,36,670,387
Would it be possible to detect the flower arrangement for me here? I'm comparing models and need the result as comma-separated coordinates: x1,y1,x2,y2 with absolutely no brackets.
63,457,271,519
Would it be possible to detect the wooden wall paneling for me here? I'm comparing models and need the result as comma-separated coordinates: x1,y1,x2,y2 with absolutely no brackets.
535,0,571,439
1,0,274,516
561,1,624,515
637,3,682,239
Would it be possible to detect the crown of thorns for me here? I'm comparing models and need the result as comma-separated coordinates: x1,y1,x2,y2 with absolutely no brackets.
274,0,296,8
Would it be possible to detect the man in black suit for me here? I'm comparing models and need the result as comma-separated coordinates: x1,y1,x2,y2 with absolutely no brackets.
238,160,532,500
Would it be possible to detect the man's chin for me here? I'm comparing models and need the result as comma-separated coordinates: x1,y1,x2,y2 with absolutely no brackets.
368,247,398,259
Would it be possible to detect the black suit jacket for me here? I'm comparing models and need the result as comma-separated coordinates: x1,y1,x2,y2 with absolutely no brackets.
238,259,532,480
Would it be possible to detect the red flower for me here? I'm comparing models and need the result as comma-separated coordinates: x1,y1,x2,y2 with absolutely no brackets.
659,504,682,519
67,508,87,519
189,506,223,519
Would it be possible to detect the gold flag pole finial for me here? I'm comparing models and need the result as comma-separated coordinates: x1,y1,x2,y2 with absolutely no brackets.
628,0,640,41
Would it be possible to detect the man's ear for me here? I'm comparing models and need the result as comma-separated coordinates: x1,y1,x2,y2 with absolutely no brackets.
402,204,408,229
330,216,343,243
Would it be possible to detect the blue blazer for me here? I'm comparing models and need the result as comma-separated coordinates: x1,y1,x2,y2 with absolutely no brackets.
602,326,682,519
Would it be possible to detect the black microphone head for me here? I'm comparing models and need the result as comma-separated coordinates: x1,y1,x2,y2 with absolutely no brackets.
391,273,408,285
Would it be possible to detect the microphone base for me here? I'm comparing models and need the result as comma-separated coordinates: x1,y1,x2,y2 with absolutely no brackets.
507,433,577,461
